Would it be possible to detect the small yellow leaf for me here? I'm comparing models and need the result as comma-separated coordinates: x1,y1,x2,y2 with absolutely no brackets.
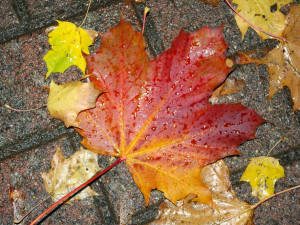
44,20,93,79
41,146,101,202
47,80,103,128
232,0,293,40
240,156,285,200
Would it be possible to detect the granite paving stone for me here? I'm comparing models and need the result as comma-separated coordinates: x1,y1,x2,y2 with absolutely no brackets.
0,0,299,224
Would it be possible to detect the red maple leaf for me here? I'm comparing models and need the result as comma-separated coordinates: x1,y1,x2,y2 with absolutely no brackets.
76,19,264,206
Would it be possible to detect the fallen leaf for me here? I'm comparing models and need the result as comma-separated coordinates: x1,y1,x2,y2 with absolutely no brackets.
9,186,26,222
42,146,101,202
210,77,246,104
150,160,254,225
260,5,300,111
198,0,221,7
231,47,274,65
47,80,103,128
240,156,285,200
77,19,264,206
232,0,293,40
44,20,93,79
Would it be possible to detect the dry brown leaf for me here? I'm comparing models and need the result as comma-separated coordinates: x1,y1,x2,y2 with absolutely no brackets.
260,5,300,111
47,80,103,128
198,0,221,7
150,160,254,225
9,187,26,222
41,146,101,202
210,77,246,104
231,47,274,65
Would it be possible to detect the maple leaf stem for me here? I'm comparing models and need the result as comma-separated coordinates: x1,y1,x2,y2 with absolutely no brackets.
142,7,150,35
251,184,300,210
224,0,286,41
79,0,92,27
4,104,46,112
30,157,124,225
13,196,52,224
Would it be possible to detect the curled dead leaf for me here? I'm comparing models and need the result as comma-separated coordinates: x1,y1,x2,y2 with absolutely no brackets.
150,160,254,225
9,186,26,222
210,77,246,104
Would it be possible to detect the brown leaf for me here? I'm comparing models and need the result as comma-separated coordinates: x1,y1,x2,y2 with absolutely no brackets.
47,80,104,128
150,160,254,225
9,186,26,222
231,47,274,65
210,77,246,104
259,5,300,111
41,146,101,202
198,0,221,7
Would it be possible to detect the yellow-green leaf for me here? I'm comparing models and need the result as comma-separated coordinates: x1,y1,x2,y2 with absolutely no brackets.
240,156,285,200
47,80,103,128
232,0,293,40
44,20,93,79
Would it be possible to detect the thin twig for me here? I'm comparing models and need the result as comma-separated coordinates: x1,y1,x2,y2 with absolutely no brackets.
251,184,300,210
267,136,286,156
79,0,92,27
4,104,46,112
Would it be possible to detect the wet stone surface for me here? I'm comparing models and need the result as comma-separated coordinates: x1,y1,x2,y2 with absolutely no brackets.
0,0,299,224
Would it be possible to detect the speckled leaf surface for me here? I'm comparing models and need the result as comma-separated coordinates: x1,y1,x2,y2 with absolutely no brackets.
43,20,92,79
240,156,285,200
232,0,293,40
76,19,265,206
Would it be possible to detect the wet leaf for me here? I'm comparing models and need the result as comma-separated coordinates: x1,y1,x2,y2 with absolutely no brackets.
210,77,246,104
260,5,300,111
150,160,254,225
232,0,293,40
77,19,264,206
44,20,93,79
240,156,285,200
42,146,101,202
47,80,103,128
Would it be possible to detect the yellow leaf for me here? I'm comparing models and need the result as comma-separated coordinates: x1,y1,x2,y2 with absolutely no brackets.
47,80,103,128
232,0,293,40
150,160,254,225
43,20,93,79
240,156,285,200
41,146,101,202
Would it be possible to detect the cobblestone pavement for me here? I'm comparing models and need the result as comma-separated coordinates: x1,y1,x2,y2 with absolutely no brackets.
0,0,299,224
